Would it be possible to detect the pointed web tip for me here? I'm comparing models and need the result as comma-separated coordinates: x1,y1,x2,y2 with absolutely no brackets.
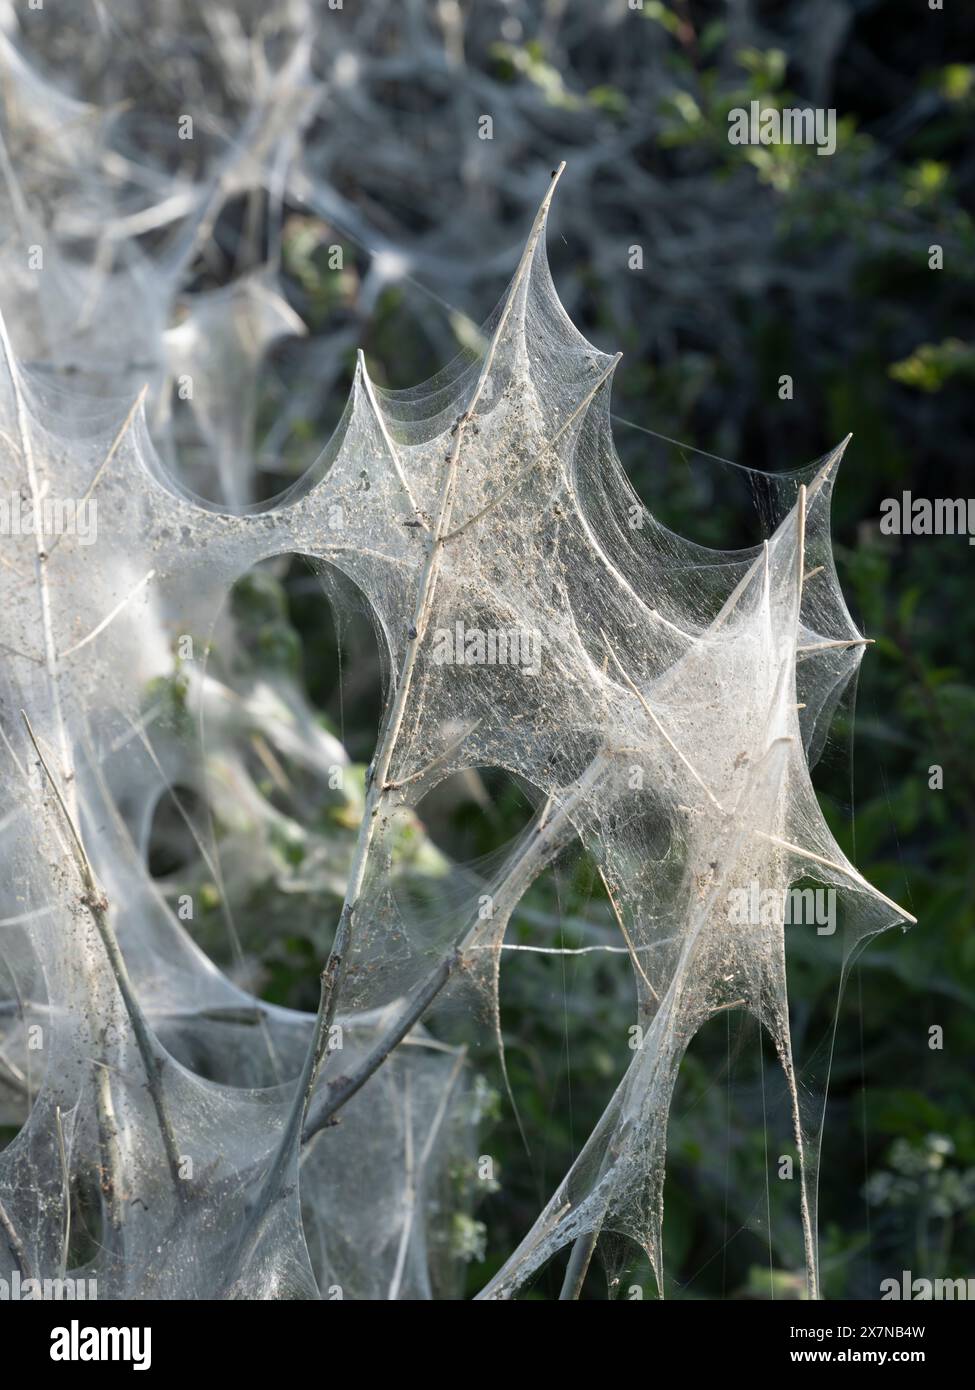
0,304,19,378
831,433,853,464
807,434,852,503
130,381,151,434
825,434,852,468
536,161,567,226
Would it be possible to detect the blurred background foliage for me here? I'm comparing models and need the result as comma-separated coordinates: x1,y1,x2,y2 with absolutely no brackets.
139,0,974,1297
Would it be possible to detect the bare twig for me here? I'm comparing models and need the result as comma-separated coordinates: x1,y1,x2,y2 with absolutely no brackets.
559,1228,599,1300
21,711,186,1195
55,1106,70,1280
0,1197,33,1281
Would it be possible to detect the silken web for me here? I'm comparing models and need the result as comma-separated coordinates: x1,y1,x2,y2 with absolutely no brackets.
0,14,914,1301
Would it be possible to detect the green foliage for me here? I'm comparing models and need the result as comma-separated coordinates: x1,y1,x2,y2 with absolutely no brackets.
889,338,975,392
